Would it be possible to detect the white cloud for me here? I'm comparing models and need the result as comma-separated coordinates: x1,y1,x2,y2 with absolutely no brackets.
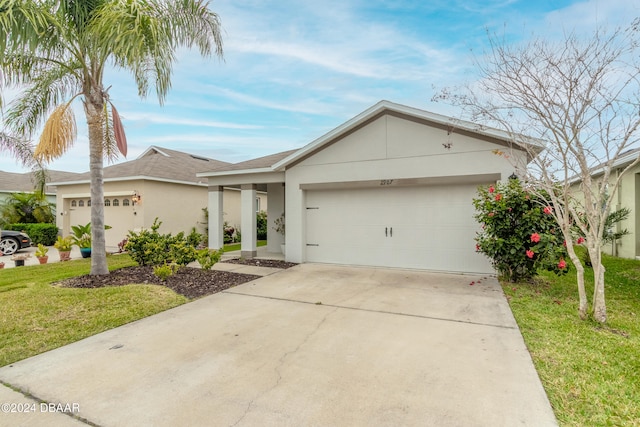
121,111,264,130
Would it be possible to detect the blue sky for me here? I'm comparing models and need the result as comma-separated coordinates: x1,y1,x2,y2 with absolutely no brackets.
1,0,638,174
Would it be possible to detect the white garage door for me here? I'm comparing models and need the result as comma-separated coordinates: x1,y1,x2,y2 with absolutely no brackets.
69,197,134,248
305,184,493,274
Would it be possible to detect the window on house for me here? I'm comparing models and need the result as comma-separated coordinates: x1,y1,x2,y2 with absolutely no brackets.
88,199,91,207
113,199,120,207
256,197,260,212
105,199,111,207
78,200,84,207
71,200,77,207
123,199,130,206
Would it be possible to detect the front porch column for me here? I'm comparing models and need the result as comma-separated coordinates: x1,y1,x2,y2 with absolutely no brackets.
208,185,224,250
241,184,257,258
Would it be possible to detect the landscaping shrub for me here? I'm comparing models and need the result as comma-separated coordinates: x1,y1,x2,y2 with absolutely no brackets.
153,263,176,281
124,219,207,267
169,240,199,266
196,248,223,270
186,227,205,248
473,179,567,282
6,223,58,245
257,210,267,240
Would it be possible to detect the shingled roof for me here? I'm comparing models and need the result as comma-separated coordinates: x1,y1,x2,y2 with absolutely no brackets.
0,170,83,193
201,149,298,174
51,146,231,186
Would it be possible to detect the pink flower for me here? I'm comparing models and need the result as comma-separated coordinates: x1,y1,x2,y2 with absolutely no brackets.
558,259,567,269
526,250,534,259
488,212,495,217
475,244,480,251
495,194,502,201
543,206,553,215
488,186,495,193
563,240,567,247
577,237,585,244
530,233,541,243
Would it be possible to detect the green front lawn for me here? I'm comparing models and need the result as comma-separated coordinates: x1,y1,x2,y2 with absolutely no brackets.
0,255,187,367
503,253,640,426
223,240,267,252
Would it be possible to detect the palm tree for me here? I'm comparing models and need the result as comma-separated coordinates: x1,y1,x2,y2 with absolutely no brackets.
0,191,56,226
0,0,223,274
0,131,47,192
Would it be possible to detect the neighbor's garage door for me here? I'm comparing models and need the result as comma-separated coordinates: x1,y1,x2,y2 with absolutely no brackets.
69,198,134,248
305,184,493,274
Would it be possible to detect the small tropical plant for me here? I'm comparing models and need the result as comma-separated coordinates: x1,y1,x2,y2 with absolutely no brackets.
70,223,92,248
54,236,73,252
35,243,49,258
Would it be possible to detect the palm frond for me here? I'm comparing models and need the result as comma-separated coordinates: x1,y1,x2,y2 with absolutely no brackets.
101,101,119,164
0,0,56,55
0,130,37,168
34,102,77,162
5,59,82,137
111,103,128,157
91,0,223,104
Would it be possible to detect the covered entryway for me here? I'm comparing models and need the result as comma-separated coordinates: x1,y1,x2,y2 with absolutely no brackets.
305,182,492,273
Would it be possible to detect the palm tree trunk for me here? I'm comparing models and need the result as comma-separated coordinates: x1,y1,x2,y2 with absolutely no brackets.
84,97,109,275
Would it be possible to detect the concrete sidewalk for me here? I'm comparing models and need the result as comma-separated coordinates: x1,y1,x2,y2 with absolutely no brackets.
0,264,557,426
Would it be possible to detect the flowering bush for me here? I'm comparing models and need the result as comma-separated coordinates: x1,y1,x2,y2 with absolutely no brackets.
473,179,568,282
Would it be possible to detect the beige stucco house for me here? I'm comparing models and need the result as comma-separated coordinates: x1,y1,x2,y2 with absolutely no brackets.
198,101,538,274
581,148,640,260
50,146,267,248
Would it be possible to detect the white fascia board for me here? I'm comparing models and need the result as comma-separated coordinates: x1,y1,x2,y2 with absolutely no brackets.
138,146,170,158
567,151,640,184
49,176,208,187
196,167,274,178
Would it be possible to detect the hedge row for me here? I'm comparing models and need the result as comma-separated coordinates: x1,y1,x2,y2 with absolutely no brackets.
5,223,59,246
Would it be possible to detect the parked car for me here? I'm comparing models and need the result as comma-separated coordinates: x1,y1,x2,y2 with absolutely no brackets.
0,230,33,255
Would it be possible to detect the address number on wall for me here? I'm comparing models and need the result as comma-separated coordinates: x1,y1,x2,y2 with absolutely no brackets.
380,179,394,186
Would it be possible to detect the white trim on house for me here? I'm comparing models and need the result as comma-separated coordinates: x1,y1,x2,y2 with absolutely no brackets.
49,176,209,187
197,167,275,178
139,146,172,157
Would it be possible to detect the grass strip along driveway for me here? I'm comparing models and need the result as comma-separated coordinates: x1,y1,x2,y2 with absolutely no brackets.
0,255,188,367
503,253,640,426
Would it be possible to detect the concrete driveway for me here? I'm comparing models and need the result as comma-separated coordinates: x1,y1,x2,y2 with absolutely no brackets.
0,264,557,426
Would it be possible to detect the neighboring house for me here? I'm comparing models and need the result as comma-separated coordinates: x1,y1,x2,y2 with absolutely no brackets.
575,148,640,260
198,100,539,274
0,169,82,209
49,146,267,248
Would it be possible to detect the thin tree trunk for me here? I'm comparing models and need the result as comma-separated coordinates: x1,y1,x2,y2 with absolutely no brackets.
590,246,607,323
565,243,588,319
85,97,109,275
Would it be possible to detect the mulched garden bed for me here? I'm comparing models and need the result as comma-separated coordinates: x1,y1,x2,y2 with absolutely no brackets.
222,258,298,269
56,266,262,299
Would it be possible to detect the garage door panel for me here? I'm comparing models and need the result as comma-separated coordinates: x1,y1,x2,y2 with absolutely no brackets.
305,185,493,274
